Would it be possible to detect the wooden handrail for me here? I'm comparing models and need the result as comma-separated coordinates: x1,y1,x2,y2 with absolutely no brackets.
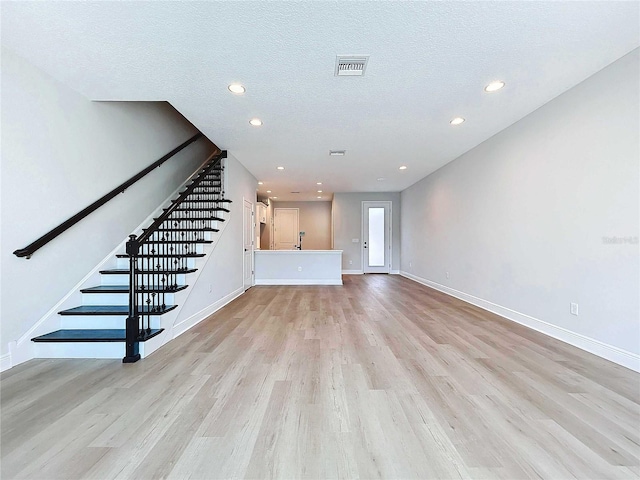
13,132,204,259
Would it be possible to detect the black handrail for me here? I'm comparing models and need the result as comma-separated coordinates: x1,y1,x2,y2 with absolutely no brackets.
13,132,204,259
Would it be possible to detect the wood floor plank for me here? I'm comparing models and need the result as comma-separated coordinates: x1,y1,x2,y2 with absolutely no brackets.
2,274,639,479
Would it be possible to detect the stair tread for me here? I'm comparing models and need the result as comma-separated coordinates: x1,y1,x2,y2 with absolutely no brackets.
157,218,224,223
32,329,163,343
153,217,219,223
101,268,197,274
147,240,212,243
59,305,178,315
81,285,188,293
115,253,206,258
173,207,230,212
155,228,219,232
179,199,232,203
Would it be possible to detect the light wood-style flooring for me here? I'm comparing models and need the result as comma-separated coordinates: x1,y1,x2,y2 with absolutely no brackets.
2,275,639,479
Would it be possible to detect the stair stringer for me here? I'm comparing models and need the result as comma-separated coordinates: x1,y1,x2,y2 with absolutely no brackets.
10,156,213,367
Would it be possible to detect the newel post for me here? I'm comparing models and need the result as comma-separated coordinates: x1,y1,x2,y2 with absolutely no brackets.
123,235,141,363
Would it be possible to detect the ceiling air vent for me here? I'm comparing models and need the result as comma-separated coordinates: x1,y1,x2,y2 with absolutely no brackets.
335,56,369,76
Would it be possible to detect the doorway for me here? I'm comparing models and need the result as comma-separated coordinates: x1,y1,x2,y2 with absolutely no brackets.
243,198,254,290
362,201,391,273
273,208,299,250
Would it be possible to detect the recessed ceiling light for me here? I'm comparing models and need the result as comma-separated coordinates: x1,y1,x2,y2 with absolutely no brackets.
317,196,322,199
276,166,284,170
258,181,263,185
267,190,272,193
249,118,263,126
484,80,505,93
399,166,407,170
316,182,322,185
329,150,346,156
377,177,385,181
272,196,278,199
450,117,465,126
228,83,245,94
317,190,323,193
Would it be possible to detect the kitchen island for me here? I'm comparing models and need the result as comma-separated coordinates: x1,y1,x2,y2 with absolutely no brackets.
254,250,343,285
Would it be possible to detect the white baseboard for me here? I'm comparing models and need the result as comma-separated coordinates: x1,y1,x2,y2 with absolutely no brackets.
400,271,640,373
0,353,11,372
255,279,342,286
390,270,400,275
172,287,245,339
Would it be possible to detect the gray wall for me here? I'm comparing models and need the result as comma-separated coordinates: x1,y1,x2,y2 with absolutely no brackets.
401,49,639,359
1,48,215,357
270,201,332,250
332,192,401,272
172,153,257,324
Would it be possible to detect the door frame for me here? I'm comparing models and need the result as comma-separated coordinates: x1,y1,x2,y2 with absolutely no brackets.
361,201,392,274
243,197,254,289
273,207,300,250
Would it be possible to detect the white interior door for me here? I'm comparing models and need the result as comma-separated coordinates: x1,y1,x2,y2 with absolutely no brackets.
243,198,254,290
362,201,391,273
274,208,299,250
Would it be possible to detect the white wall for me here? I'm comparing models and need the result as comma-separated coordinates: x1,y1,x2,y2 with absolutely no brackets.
0,48,215,357
171,153,257,326
332,192,401,272
401,49,639,368
270,201,332,250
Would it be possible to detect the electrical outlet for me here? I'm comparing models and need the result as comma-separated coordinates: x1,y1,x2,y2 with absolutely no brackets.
570,303,579,316
349,260,353,265
298,266,302,271
409,262,412,268
209,284,212,293
446,272,450,279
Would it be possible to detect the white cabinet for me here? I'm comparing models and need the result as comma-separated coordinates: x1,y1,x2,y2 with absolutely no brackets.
257,202,267,224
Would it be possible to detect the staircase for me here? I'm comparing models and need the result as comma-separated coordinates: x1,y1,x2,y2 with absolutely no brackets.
31,151,230,362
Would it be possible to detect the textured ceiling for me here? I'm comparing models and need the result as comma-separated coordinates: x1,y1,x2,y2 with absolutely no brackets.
2,1,639,201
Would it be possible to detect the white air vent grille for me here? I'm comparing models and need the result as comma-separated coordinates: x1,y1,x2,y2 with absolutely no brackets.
335,56,369,76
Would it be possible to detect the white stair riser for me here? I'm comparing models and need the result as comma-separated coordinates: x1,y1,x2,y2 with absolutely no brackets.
116,257,198,270
60,315,161,330
145,228,216,241
81,292,176,306
34,342,125,359
138,242,207,254
101,273,190,286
